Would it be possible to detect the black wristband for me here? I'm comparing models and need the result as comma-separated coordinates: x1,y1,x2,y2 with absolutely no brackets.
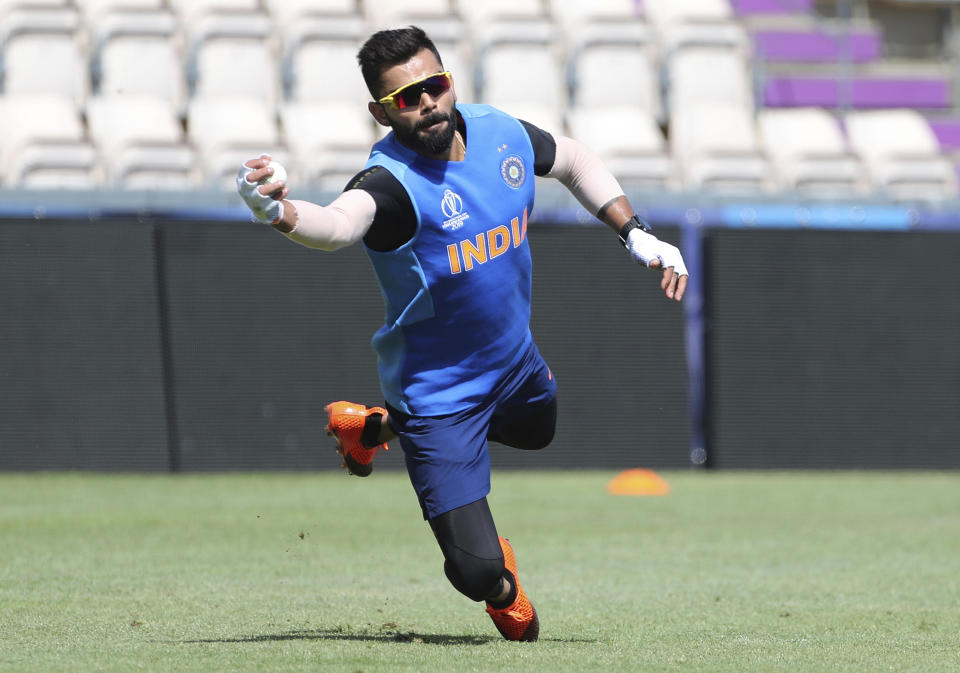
617,215,652,247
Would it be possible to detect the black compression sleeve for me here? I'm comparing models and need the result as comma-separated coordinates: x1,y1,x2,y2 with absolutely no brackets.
518,119,557,176
343,166,417,252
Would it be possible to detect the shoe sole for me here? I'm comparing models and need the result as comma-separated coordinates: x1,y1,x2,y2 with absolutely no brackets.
326,424,373,477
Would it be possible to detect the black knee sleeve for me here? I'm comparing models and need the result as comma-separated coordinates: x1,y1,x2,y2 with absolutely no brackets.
429,498,506,602
442,552,505,602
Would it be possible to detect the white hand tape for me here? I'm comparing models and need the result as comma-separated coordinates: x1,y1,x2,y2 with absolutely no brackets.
236,162,284,224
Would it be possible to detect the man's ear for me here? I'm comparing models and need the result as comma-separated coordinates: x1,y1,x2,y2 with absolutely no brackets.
368,101,391,127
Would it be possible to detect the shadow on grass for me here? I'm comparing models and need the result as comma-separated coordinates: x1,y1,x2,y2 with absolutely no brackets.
182,627,596,646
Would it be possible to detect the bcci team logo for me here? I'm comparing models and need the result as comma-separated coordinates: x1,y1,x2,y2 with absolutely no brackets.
441,189,470,231
500,155,525,189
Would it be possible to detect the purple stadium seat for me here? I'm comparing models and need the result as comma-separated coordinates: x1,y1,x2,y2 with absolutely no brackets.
752,28,882,63
730,0,813,14
763,76,952,109
926,119,960,153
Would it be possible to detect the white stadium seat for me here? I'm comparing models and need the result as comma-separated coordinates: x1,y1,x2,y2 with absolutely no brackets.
263,0,358,23
457,0,546,28
475,20,565,134
757,107,869,197
666,46,753,118
187,11,280,111
644,0,733,25
363,0,454,31
280,101,374,190
671,104,776,194
91,9,185,109
0,6,88,105
76,0,166,23
567,106,679,191
283,14,368,104
0,0,69,17
568,21,661,120
643,0,747,51
0,94,100,188
87,95,200,189
187,96,287,189
845,109,958,201
548,0,641,30
167,0,260,21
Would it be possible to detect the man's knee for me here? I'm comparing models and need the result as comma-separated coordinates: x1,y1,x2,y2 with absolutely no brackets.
443,553,505,602
491,398,557,450
518,423,554,450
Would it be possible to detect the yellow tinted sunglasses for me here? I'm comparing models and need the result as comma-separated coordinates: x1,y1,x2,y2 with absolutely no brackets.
378,71,452,110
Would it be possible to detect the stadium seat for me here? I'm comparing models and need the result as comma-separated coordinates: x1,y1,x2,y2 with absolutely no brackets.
670,103,776,194
666,45,753,119
76,0,166,22
263,0,358,23
0,0,69,16
844,109,958,201
187,96,287,190
457,0,546,28
644,0,748,51
167,0,260,20
0,94,100,188
567,21,661,121
280,101,374,190
363,0,454,30
281,13,366,105
757,107,869,196
548,0,641,30
91,9,186,110
567,106,679,191
748,17,883,65
644,0,734,26
475,19,565,134
0,5,88,106
87,95,199,189
186,11,280,111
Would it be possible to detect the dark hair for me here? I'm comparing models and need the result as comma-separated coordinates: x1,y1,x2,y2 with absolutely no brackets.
357,25,444,99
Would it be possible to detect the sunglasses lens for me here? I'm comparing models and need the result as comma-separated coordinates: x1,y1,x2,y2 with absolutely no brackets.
423,74,451,97
394,73,450,109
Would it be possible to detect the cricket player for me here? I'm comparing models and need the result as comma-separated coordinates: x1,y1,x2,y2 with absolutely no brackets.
237,26,687,641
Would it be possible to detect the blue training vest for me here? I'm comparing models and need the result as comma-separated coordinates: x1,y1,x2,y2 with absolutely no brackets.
363,104,536,415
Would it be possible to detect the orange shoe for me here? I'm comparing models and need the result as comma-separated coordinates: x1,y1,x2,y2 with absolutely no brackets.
324,401,389,477
485,536,539,642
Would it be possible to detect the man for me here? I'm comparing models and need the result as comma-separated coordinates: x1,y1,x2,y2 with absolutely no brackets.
237,26,687,642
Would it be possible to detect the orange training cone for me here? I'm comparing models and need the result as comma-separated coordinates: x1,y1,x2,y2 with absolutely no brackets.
606,468,670,496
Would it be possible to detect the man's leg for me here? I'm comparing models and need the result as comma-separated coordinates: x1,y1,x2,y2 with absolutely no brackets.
428,498,505,602
429,498,540,642
487,340,557,451
487,396,557,451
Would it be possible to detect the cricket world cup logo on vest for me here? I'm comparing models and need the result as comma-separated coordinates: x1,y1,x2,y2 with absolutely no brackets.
441,189,470,231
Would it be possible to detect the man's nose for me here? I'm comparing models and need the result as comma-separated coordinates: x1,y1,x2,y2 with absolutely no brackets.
419,90,438,111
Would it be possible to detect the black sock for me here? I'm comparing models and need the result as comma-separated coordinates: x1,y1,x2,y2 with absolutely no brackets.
486,570,517,609
360,412,383,448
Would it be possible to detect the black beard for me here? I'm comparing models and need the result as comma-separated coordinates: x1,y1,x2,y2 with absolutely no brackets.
393,111,456,156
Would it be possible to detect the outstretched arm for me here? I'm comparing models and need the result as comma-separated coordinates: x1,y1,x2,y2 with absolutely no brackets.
236,155,376,251
547,136,688,302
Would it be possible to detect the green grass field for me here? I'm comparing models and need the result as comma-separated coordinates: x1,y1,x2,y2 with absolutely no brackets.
2,470,958,673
